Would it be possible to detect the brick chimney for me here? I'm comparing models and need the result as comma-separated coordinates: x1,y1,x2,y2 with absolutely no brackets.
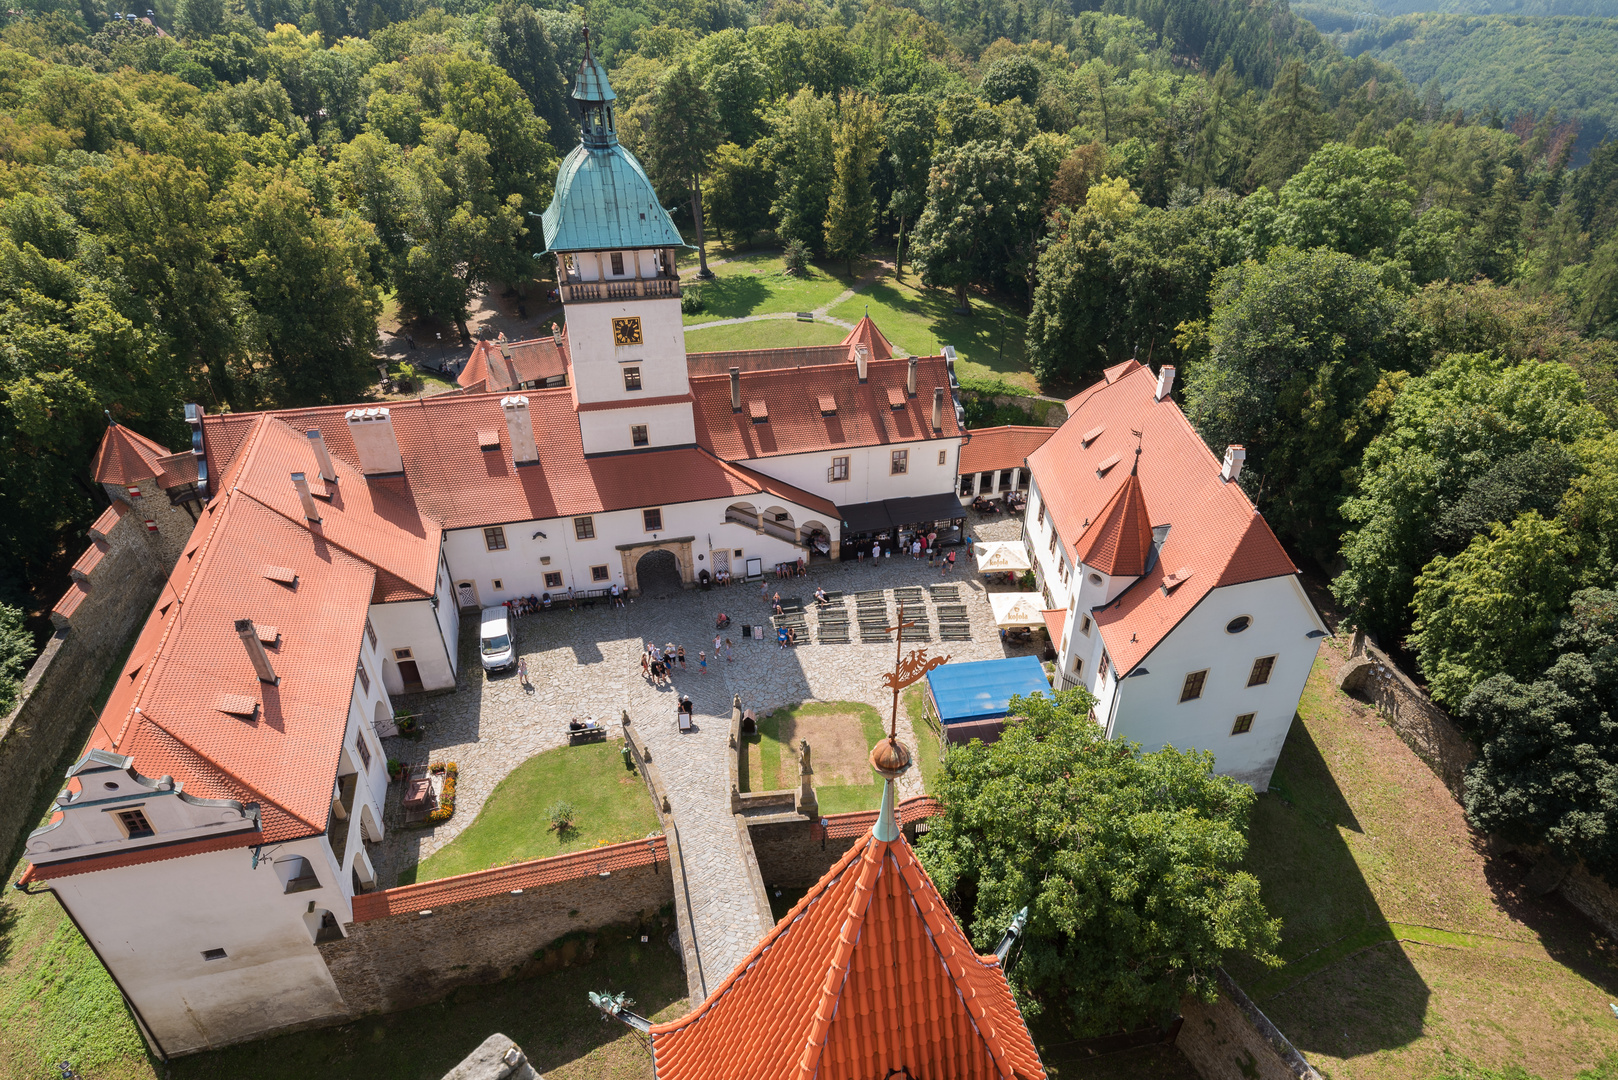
729,367,741,413
235,618,278,684
932,387,944,432
855,346,869,383
291,472,322,522
1221,445,1246,483
906,357,917,397
501,396,538,464
1156,364,1176,401
306,429,336,482
344,407,404,474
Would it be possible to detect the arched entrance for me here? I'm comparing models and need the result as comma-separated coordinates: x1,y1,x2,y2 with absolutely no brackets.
635,548,683,597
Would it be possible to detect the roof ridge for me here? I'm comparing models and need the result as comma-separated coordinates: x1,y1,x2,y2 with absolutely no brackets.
136,712,314,833
795,837,885,1079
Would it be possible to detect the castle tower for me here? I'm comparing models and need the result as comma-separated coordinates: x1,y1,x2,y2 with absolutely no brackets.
540,28,693,456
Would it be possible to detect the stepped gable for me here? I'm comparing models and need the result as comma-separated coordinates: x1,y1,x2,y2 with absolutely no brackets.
1077,470,1153,577
93,420,172,487
648,809,1045,1080
840,314,894,360
691,354,960,461
202,392,834,530
1028,359,1296,675
959,425,1055,476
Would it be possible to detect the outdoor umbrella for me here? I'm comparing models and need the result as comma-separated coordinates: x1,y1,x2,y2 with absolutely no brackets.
989,592,1047,628
973,541,1032,574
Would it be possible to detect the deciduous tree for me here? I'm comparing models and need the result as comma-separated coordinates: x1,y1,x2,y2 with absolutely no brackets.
823,90,882,272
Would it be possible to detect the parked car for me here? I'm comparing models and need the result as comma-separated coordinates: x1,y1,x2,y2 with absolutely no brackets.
479,606,516,673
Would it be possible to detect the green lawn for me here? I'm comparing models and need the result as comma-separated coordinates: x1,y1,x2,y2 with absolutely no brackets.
680,254,858,325
1227,640,1618,1080
826,277,1033,393
682,318,848,353
406,740,660,885
904,684,946,798
743,701,889,816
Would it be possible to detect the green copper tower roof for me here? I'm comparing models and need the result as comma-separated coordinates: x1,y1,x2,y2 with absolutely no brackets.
539,28,685,255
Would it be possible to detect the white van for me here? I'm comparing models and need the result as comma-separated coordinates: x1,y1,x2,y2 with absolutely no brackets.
478,606,516,673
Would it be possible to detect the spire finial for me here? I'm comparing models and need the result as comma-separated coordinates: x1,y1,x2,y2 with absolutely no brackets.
1130,427,1142,476
104,409,116,427
581,23,592,60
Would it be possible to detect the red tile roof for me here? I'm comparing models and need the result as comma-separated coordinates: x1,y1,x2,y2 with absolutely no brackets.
959,426,1055,475
353,835,669,920
841,315,895,360
23,830,265,881
1029,361,1296,675
88,501,128,541
1041,608,1065,644
52,582,88,622
1077,471,1153,577
203,391,835,530
575,391,693,412
153,450,198,489
92,422,172,487
71,539,108,581
649,807,1044,1080
459,335,569,392
691,356,960,461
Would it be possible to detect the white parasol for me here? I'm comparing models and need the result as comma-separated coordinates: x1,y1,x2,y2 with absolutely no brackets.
989,592,1047,628
974,540,1033,574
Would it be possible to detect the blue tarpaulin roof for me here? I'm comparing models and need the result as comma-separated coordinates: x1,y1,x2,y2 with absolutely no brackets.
926,656,1051,725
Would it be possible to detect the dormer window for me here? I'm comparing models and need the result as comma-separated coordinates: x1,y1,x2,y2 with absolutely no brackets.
116,808,155,839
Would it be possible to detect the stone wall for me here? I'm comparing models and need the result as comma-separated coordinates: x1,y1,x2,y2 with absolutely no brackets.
325,840,673,1015
0,505,176,868
957,388,1068,428
1176,969,1324,1080
1338,632,1475,798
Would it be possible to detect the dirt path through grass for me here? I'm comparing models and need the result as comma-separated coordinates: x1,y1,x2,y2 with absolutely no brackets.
1230,638,1618,1080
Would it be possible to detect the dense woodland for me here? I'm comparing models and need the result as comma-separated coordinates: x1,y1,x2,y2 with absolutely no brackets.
5,0,1618,1015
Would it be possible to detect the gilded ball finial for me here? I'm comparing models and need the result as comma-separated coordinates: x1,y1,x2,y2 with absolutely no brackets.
869,736,912,779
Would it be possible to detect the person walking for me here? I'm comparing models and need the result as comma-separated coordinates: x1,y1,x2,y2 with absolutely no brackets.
697,650,708,674
641,651,650,680
871,541,880,564
724,638,735,661
943,549,956,575
714,632,723,656
911,538,922,559
677,645,687,671
762,579,770,606
610,581,622,608
566,585,576,609
517,656,531,693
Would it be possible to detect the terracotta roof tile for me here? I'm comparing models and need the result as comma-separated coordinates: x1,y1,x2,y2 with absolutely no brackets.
92,422,172,487
1076,471,1153,577
841,315,895,360
71,539,108,581
692,356,959,462
1028,361,1296,675
88,502,128,540
153,450,198,489
52,582,89,622
575,391,693,412
460,335,568,393
202,392,832,531
649,805,1043,1080
959,426,1055,475
687,344,850,377
1042,608,1066,643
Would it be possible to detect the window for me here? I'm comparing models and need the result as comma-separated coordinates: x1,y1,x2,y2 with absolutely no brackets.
1037,501,1045,526
643,508,662,531
574,516,595,540
1088,573,1103,585
610,251,625,275
891,449,908,474
1099,658,1110,689
829,456,850,482
1073,658,1083,676
1080,615,1092,635
1049,531,1058,555
484,526,507,551
734,549,743,558
202,948,228,962
938,450,947,465
394,648,413,661
356,661,370,693
1248,656,1276,687
355,733,371,771
1180,670,1207,702
1226,615,1252,634
1232,713,1255,735
631,425,649,447
116,808,154,839
365,618,377,650
492,579,503,591
960,474,974,495
544,571,563,588
623,367,642,391
591,564,610,582
283,856,320,893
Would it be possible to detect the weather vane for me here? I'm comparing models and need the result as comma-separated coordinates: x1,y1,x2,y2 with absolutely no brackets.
877,602,949,756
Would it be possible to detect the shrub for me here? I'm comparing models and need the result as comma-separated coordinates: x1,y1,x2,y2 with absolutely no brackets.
680,285,704,314
782,238,809,277
547,799,576,834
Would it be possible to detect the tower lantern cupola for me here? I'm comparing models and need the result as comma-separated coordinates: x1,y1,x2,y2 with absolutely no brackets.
573,27,618,148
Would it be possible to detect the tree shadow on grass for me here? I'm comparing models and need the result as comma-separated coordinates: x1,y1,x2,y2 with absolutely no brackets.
1227,714,1430,1056
843,280,1029,382
688,275,770,320
1480,847,1618,998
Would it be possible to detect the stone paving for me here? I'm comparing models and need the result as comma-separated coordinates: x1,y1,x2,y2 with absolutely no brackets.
375,508,1034,988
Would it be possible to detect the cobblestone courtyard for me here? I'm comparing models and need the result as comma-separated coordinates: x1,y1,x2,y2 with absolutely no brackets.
376,510,1037,984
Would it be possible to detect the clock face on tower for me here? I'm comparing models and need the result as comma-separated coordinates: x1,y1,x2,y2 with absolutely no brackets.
612,317,643,346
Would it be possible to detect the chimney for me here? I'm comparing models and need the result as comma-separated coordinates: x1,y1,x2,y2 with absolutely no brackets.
344,407,404,474
1221,444,1247,483
502,395,538,464
1156,364,1176,401
906,357,917,397
306,429,336,482
235,618,278,684
729,367,741,413
291,472,322,522
932,387,944,432
856,346,869,383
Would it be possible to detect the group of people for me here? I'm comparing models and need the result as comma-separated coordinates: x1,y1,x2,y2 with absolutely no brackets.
641,636,734,684
774,558,807,579
507,581,626,615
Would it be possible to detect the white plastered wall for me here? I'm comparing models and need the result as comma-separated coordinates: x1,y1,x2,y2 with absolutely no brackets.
741,438,962,507
577,401,698,455
566,290,686,404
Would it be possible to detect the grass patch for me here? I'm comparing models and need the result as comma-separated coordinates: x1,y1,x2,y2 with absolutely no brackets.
679,254,857,325
682,318,848,352
903,684,946,798
826,276,1034,393
169,926,688,1080
1227,642,1618,1079
408,740,660,885
753,701,887,816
